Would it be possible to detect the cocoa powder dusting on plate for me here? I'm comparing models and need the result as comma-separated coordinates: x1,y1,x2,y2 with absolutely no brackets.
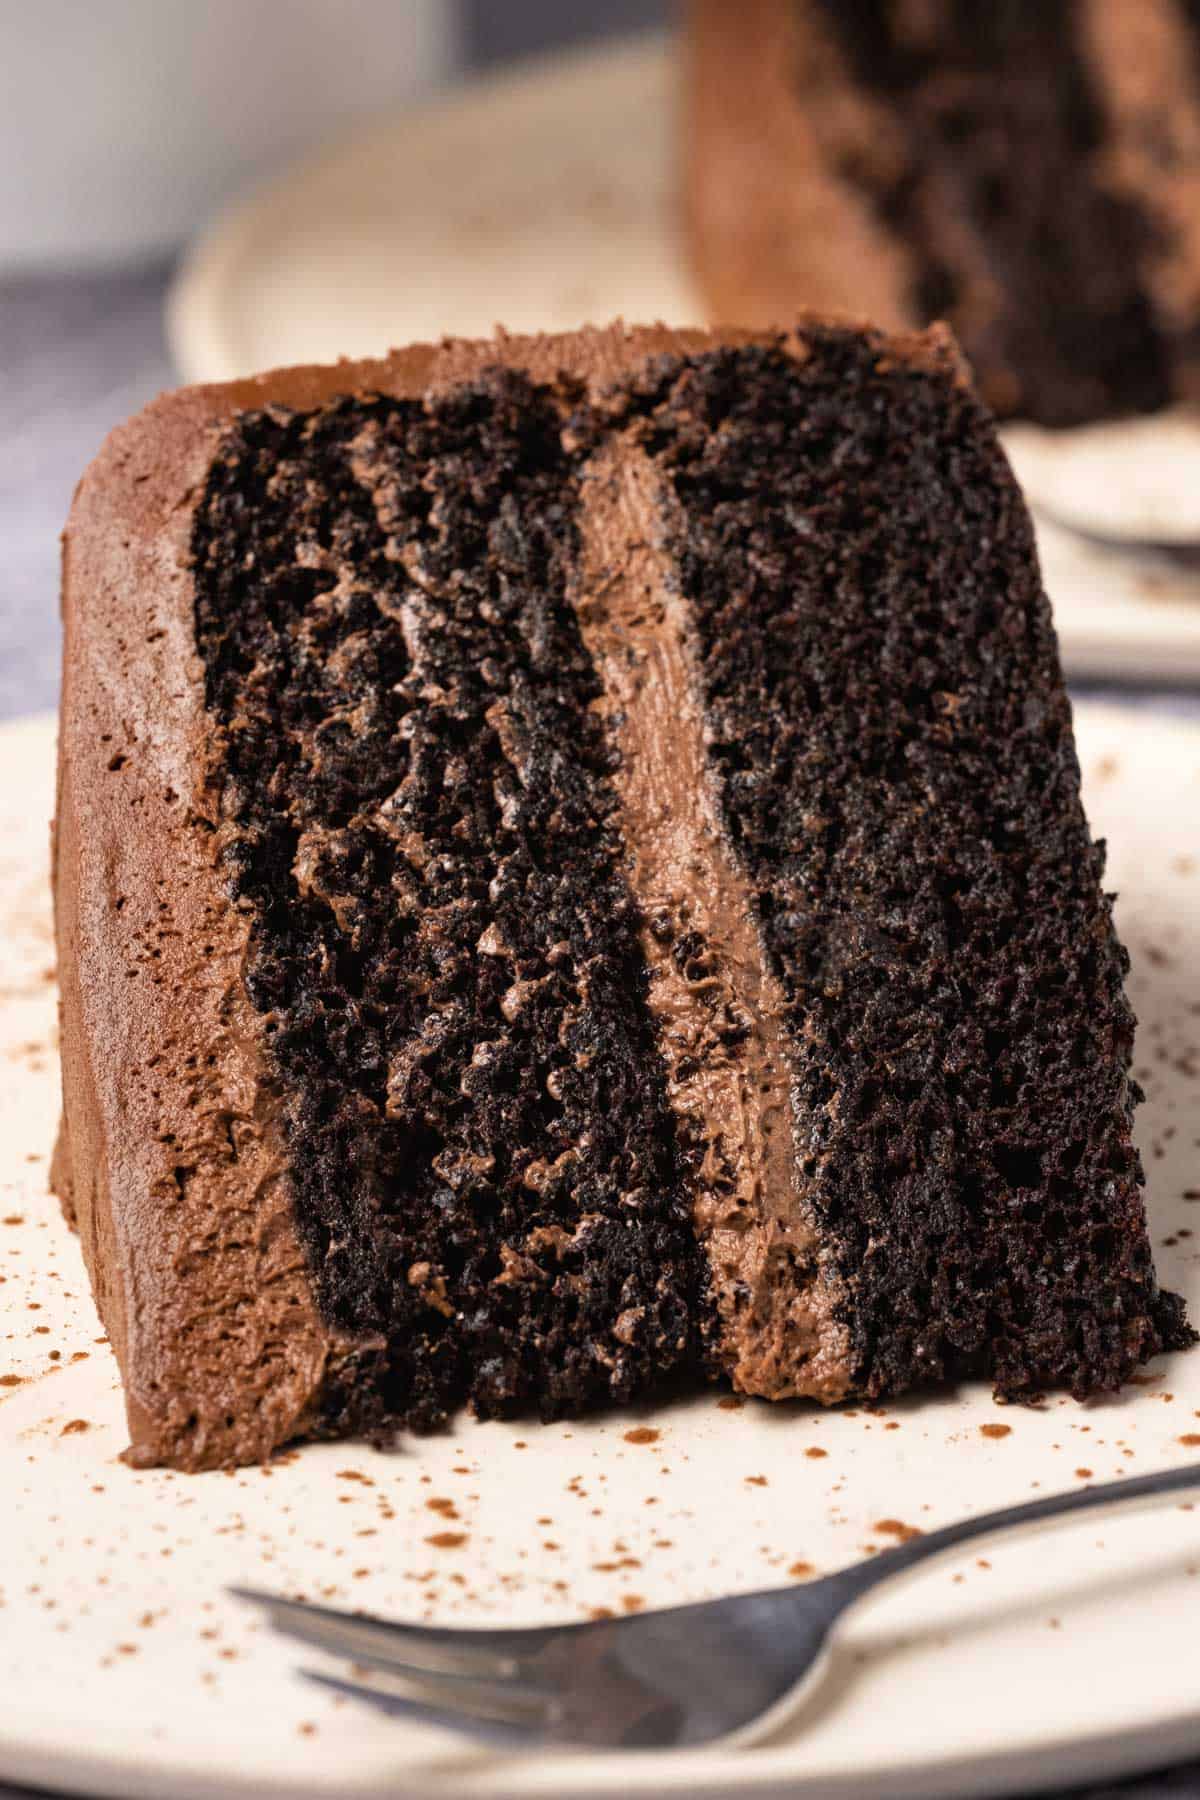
873,1518,921,1542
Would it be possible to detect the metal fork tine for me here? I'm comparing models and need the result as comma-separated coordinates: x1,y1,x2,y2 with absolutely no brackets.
300,1668,553,1747
232,1586,527,1681
306,1639,559,1714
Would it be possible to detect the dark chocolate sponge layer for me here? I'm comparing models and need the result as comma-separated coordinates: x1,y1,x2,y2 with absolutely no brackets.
193,373,704,1437
614,329,1191,1394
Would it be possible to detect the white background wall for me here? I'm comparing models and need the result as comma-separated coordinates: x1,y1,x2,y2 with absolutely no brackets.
0,0,668,269
0,0,457,265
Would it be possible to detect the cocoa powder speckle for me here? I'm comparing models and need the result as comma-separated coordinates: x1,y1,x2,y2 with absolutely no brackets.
873,1518,921,1542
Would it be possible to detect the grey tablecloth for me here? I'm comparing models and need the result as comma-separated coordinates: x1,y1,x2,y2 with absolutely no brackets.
1,261,1197,1800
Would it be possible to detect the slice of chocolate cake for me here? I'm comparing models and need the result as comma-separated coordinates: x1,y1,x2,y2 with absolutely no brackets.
684,0,1200,426
54,321,1191,1470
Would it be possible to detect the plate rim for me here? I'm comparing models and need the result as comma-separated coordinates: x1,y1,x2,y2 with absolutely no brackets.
1,1677,1197,1800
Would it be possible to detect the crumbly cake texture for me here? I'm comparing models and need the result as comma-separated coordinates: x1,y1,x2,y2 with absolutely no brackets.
54,321,1191,1470
684,0,1200,427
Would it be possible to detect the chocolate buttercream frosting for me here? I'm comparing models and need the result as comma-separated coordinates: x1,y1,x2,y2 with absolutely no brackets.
572,442,850,1401
55,321,1191,1469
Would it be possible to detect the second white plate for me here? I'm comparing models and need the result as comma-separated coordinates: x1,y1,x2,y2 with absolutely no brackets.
167,34,1200,683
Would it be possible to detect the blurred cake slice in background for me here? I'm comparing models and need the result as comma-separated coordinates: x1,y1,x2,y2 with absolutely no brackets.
684,0,1200,427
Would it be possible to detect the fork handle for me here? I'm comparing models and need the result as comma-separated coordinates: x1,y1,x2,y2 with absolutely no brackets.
837,1460,1200,1604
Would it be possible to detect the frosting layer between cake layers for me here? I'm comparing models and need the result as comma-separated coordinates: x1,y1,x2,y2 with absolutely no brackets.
573,440,850,1402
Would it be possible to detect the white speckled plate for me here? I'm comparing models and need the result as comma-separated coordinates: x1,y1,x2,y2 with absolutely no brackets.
2,702,1199,1800
166,35,1200,685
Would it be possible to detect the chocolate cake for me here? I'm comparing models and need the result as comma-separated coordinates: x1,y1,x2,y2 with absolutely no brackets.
53,321,1191,1471
684,0,1200,427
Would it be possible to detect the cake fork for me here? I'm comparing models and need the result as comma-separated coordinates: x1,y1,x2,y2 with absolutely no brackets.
235,1460,1200,1751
